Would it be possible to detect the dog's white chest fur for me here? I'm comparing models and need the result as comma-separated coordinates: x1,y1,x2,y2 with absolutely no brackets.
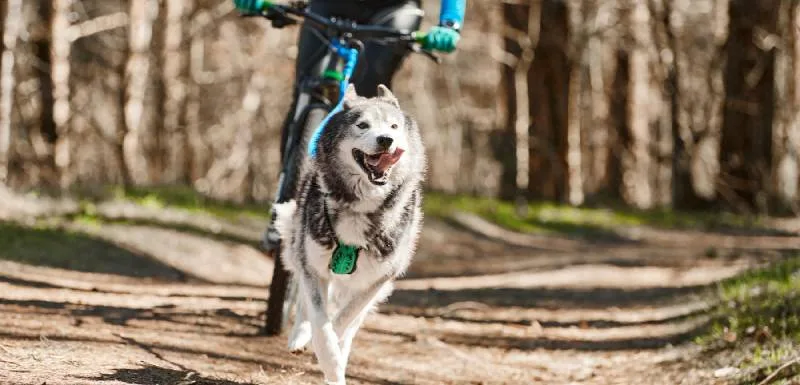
334,211,372,247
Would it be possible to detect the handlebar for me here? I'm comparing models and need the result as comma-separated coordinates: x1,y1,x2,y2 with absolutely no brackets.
242,1,441,64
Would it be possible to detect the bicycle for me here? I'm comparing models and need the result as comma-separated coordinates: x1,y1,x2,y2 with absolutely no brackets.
241,1,441,335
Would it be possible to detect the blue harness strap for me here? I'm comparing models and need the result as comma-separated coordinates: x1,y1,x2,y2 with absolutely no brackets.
307,43,360,158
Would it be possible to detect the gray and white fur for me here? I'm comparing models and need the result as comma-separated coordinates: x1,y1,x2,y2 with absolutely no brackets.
273,84,426,385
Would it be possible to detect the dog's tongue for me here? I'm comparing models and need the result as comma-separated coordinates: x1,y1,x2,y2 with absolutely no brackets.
368,148,404,173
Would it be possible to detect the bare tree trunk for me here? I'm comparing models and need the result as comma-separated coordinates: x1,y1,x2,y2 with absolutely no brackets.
149,1,168,183
579,2,618,203
36,4,56,146
0,0,22,184
566,62,583,206
564,0,596,207
500,0,569,204
668,0,728,210
528,0,568,202
161,0,194,183
646,0,674,208
185,31,204,184
498,0,541,201
515,2,540,204
52,0,72,187
32,2,58,185
719,0,780,213
497,2,527,200
608,49,630,202
771,0,800,213
0,1,4,75
624,0,655,209
664,0,700,209
121,0,160,185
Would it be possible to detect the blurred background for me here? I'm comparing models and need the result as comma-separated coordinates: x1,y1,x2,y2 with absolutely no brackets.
0,0,797,215
0,1,799,384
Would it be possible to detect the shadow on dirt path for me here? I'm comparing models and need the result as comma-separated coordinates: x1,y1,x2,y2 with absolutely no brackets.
81,365,257,385
0,204,797,384
0,222,187,280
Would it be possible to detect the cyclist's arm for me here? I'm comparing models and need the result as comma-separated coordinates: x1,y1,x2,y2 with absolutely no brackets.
438,0,466,32
419,0,465,53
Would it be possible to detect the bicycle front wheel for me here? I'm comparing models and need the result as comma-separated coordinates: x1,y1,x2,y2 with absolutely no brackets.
265,105,331,335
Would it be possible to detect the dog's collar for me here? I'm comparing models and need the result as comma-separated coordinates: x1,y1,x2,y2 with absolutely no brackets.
322,196,361,275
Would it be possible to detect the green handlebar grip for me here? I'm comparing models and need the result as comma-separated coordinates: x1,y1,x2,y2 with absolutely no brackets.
412,31,427,44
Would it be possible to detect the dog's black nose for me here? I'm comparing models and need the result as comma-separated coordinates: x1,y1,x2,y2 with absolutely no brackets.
376,136,394,150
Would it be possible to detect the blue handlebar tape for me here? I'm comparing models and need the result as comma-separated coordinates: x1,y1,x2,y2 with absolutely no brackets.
307,44,360,158
440,0,466,26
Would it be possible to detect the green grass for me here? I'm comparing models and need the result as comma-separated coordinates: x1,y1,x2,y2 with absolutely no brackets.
0,221,183,279
698,255,800,383
715,256,800,342
106,185,269,221
65,186,768,238
424,193,764,236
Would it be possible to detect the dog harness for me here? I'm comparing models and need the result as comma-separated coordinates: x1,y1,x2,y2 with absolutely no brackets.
307,42,359,159
300,38,361,274
322,197,361,275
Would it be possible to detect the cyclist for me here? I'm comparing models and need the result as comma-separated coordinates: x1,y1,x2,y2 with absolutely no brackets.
232,1,464,96
233,0,465,251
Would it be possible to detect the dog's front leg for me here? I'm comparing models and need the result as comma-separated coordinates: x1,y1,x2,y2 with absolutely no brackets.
287,292,311,352
333,277,393,365
298,271,345,384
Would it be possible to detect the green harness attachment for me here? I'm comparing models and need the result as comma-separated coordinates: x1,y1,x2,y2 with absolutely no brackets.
330,242,360,275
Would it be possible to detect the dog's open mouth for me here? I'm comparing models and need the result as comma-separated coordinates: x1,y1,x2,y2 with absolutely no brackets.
353,148,405,185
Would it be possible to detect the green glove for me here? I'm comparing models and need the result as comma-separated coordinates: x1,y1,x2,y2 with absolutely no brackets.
234,0,268,13
421,26,460,53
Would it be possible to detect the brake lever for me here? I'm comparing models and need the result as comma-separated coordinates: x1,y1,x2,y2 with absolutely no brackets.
422,49,442,64
237,7,297,28
409,43,442,64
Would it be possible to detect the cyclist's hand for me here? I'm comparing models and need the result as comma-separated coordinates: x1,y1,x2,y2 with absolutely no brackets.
234,0,267,14
421,26,460,53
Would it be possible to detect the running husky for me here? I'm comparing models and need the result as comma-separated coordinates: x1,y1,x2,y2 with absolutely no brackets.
273,84,426,384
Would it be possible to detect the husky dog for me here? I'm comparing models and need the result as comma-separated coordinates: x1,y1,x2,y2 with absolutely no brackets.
273,84,426,384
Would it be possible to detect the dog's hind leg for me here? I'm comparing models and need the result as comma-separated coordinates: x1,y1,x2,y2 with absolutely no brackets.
287,293,311,353
298,271,345,384
334,278,393,366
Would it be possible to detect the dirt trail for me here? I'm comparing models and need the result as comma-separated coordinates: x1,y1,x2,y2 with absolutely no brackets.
0,201,798,385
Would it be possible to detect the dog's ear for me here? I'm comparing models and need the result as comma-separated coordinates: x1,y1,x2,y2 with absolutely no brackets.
376,84,399,107
343,83,359,109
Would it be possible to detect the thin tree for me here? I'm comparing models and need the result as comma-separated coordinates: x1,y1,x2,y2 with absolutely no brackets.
161,0,194,183
36,3,57,146
498,0,541,205
0,0,22,183
527,0,569,203
771,0,799,213
621,0,655,209
719,0,780,213
52,0,72,187
32,2,58,184
119,0,160,185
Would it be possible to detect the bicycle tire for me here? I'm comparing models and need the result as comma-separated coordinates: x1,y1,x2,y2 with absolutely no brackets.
264,106,330,336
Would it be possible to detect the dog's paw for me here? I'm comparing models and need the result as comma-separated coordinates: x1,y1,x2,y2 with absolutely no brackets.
324,373,346,385
287,321,312,353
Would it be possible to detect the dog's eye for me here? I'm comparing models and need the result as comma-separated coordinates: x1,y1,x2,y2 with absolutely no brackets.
357,122,370,130
391,123,398,130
